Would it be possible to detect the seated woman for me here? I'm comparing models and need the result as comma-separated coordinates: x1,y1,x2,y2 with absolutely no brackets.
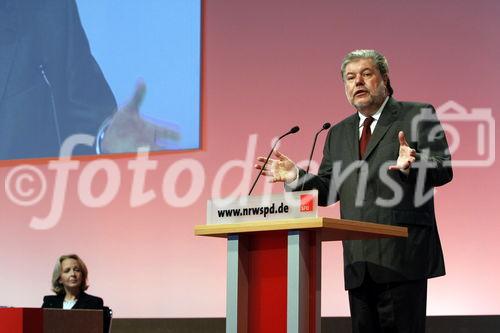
42,254,104,310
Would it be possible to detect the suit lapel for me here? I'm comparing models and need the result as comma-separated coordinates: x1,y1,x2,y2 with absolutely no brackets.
74,293,87,309
363,98,399,160
55,295,65,308
0,0,18,100
347,113,360,162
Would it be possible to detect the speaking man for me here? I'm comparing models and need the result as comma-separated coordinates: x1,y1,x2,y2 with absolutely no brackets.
256,49,453,333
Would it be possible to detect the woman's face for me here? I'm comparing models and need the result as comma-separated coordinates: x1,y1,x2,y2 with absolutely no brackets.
59,258,83,292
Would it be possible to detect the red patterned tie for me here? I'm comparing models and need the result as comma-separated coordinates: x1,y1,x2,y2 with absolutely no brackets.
359,116,374,158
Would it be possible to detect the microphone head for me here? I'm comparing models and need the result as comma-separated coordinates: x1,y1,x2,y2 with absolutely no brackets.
290,126,300,134
322,122,331,130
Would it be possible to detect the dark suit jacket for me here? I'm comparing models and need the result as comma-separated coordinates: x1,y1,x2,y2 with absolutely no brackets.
42,292,104,310
295,97,453,290
0,0,116,160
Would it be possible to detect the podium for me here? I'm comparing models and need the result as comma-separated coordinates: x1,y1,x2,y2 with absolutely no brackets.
195,217,407,333
0,308,103,333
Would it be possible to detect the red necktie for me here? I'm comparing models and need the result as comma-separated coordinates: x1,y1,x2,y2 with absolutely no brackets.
359,116,374,158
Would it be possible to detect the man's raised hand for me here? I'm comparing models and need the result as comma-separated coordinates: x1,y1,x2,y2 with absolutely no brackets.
255,150,297,183
388,131,416,173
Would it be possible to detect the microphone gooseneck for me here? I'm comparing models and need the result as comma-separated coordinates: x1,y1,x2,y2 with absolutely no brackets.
249,126,300,195
300,122,331,191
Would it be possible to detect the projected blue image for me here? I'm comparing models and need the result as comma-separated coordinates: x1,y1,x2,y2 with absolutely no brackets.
0,0,200,161
77,0,201,152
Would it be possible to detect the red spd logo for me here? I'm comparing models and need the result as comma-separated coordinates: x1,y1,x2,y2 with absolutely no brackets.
300,194,314,212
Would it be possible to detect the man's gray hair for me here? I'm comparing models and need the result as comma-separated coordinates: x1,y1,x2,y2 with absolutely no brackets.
340,49,393,96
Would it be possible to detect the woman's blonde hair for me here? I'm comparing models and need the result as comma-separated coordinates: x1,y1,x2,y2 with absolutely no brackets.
51,254,89,295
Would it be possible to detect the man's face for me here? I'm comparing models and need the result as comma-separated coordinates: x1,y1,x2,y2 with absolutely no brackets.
343,58,388,115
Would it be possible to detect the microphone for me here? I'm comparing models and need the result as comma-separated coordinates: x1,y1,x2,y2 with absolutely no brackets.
300,122,331,191
288,126,300,134
249,126,300,195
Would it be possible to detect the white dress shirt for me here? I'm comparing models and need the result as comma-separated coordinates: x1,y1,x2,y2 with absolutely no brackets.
357,96,389,138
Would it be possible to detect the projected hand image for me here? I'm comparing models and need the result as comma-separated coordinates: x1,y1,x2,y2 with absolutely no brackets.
101,82,181,154
0,0,200,161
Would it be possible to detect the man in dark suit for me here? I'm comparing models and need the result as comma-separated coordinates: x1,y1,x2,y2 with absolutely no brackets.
256,50,452,332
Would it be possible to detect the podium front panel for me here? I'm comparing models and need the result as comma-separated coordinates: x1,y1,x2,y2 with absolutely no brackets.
226,230,321,333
